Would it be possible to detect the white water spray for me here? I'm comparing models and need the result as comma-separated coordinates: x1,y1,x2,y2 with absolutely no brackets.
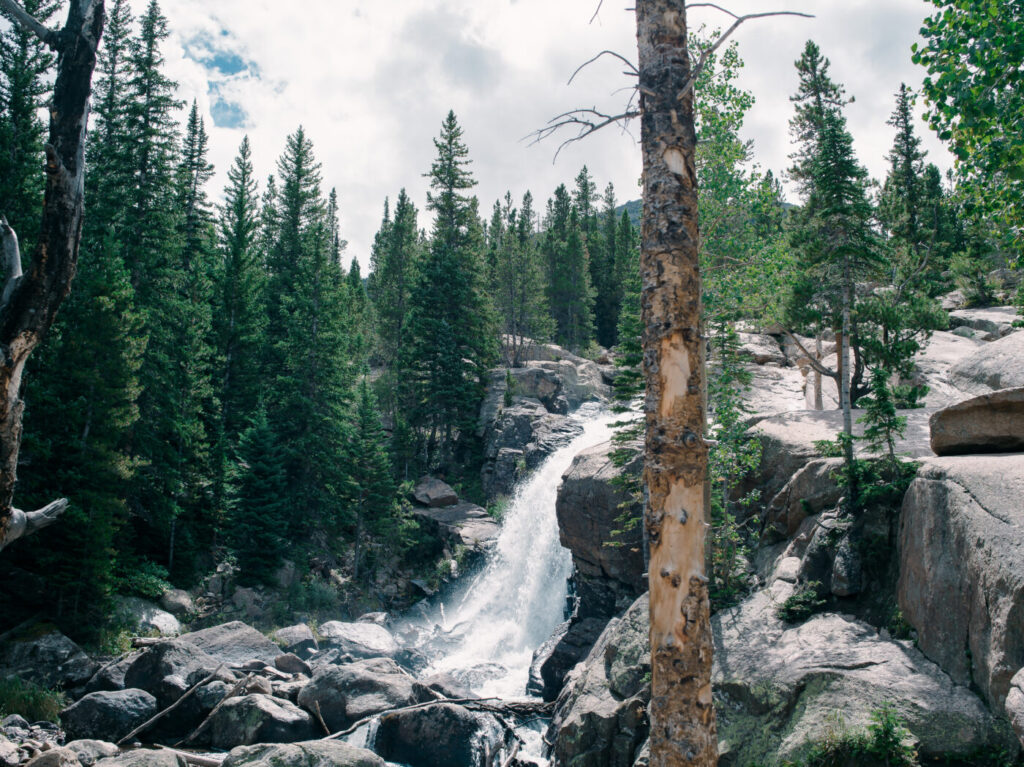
415,404,616,699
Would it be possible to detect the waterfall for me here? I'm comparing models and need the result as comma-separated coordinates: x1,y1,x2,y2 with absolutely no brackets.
411,403,616,699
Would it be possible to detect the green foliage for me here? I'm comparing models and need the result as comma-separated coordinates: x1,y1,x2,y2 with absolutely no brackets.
708,322,761,609
227,409,289,586
0,678,66,723
343,378,411,579
0,0,60,258
404,111,496,469
914,0,1024,253
783,705,916,766
543,183,594,352
777,581,828,623
115,559,171,599
488,191,553,366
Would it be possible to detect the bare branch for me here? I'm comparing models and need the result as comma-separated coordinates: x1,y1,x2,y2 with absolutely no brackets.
0,217,24,311
678,10,814,102
685,2,740,19
782,329,838,379
0,499,69,552
0,0,59,48
527,107,640,162
568,49,638,85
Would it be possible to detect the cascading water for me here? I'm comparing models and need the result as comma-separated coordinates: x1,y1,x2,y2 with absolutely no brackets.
405,403,616,700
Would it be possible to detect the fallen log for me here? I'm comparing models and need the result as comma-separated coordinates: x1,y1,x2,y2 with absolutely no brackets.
117,665,226,745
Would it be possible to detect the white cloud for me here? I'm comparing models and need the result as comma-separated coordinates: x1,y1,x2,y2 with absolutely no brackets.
130,0,952,267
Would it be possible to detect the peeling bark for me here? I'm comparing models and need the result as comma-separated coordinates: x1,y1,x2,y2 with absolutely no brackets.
637,1,717,764
0,0,105,552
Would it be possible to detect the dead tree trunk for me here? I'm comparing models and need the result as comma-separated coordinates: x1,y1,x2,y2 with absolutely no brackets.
636,2,717,764
0,0,105,552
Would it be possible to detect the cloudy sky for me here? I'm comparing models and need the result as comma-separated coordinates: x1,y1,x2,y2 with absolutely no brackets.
139,0,952,268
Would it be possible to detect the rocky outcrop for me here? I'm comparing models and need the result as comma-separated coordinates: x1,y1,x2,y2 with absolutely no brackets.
296,658,432,732
1007,669,1024,748
178,622,282,667
123,639,232,708
527,617,607,702
556,441,644,602
712,587,1017,765
762,457,844,540
411,504,499,551
111,598,180,638
158,590,193,619
220,741,384,767
0,630,99,692
207,694,317,749
898,455,1024,714
373,703,507,767
272,625,318,659
60,690,157,743
949,306,1020,341
537,439,645,703
547,593,649,767
317,622,398,660
743,408,934,511
478,344,609,500
949,330,1024,396
929,387,1024,456
411,477,458,508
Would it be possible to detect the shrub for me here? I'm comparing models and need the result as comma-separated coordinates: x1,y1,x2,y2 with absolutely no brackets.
777,581,828,623
0,678,66,723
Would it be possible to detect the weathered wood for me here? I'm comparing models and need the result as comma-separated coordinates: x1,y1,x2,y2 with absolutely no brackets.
153,746,224,767
636,2,717,764
117,665,226,745
0,0,105,552
176,672,252,747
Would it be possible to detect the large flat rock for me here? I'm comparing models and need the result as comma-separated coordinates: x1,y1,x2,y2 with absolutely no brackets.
910,330,983,408
930,387,1024,456
949,331,1024,396
898,455,1024,715
412,502,499,550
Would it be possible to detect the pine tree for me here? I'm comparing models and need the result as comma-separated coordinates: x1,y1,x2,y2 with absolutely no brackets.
213,136,265,510
227,409,288,586
370,190,421,420
543,184,594,351
0,0,60,258
264,127,354,537
489,191,552,366
404,111,495,467
789,40,849,197
791,95,881,491
595,183,622,348
344,378,404,580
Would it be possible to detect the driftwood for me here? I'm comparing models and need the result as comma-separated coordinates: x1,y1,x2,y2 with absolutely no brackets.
117,665,226,745
131,637,165,648
152,746,224,767
310,701,330,736
176,672,253,747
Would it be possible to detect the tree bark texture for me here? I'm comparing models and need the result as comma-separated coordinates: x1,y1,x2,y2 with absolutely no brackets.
0,0,105,552
636,2,717,765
